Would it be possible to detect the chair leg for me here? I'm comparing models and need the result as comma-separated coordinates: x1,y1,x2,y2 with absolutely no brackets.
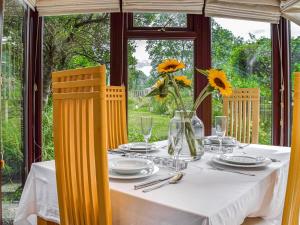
37,217,59,225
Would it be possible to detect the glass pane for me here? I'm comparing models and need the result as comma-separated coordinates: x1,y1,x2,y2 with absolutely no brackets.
133,13,187,28
128,40,194,142
290,22,300,129
42,14,110,160
1,0,26,223
212,18,272,145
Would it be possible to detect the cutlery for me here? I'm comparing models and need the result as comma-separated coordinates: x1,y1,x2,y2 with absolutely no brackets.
239,144,251,149
108,149,126,156
209,166,256,176
142,173,184,193
270,158,281,162
134,174,174,190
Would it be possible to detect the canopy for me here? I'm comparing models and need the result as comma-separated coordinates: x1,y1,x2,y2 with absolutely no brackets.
281,0,300,26
122,0,204,14
22,0,300,25
205,0,281,24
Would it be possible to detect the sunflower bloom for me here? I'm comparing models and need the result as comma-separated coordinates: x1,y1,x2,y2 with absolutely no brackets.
157,59,185,74
207,69,232,96
174,75,192,88
153,79,168,101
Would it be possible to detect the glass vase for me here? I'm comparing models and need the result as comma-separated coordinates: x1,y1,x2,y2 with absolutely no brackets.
168,110,205,161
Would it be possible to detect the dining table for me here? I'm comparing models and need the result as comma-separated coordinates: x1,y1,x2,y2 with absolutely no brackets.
14,141,291,225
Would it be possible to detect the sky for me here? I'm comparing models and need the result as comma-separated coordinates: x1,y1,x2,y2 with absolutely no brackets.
134,18,300,76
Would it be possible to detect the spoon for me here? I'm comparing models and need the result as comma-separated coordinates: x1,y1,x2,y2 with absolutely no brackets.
142,172,184,193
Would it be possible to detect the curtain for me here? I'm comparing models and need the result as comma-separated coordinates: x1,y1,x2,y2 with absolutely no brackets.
205,0,281,24
122,0,204,14
35,0,120,16
281,0,300,26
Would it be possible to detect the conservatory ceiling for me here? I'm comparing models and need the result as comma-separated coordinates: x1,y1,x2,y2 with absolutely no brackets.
23,0,300,25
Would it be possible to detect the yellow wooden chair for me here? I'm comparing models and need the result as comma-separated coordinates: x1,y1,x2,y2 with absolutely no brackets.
281,72,300,225
49,65,112,225
106,86,128,149
242,74,300,225
223,88,260,144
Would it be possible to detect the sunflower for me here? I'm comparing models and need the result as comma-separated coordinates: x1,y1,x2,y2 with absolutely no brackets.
157,59,185,74
174,75,192,88
150,78,168,101
207,69,232,96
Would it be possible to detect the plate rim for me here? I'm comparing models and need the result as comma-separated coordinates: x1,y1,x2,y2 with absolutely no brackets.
212,156,271,168
219,154,266,165
109,165,159,179
109,158,154,172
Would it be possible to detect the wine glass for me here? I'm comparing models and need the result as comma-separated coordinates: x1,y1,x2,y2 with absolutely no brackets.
140,116,153,156
215,116,227,153
169,120,185,172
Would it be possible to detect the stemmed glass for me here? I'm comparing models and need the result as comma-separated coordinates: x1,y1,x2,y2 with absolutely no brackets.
169,120,185,172
215,116,227,153
140,116,153,156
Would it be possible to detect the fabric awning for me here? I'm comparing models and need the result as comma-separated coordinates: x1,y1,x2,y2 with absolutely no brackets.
281,0,300,26
122,0,204,14
20,0,300,26
36,0,120,16
23,0,36,10
205,0,281,24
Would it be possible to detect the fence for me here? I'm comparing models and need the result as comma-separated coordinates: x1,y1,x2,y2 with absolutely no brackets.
129,88,151,98
260,96,272,123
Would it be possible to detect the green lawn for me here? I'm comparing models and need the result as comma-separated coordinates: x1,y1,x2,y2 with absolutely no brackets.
128,108,171,142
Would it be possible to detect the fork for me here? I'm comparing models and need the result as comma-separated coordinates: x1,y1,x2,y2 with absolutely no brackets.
209,166,256,176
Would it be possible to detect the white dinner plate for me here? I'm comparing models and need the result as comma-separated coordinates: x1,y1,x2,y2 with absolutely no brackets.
219,154,266,165
212,156,272,168
109,165,159,179
119,143,158,153
109,158,154,175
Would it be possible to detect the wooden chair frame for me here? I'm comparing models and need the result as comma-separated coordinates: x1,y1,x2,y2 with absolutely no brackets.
52,66,112,225
223,88,260,144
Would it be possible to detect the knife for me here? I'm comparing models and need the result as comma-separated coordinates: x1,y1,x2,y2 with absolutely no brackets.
134,175,174,190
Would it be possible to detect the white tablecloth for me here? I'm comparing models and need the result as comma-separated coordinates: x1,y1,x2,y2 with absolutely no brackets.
14,143,291,225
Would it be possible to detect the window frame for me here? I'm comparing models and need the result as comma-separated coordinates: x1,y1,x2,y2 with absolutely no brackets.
110,13,212,135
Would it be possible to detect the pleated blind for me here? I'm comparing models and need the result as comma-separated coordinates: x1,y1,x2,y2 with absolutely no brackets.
122,0,204,14
36,0,120,16
281,0,300,26
23,0,36,10
205,0,281,24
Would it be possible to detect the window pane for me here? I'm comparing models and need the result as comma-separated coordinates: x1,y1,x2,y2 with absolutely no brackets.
133,13,187,28
1,0,26,223
128,40,194,142
42,14,110,160
290,22,300,129
212,18,272,145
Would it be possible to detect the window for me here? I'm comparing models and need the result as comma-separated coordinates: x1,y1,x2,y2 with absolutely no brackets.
212,18,272,144
1,0,27,223
127,39,194,142
42,13,110,160
133,13,187,28
290,22,300,124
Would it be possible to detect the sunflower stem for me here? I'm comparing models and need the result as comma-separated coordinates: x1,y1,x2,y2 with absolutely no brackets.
194,92,212,111
193,84,210,111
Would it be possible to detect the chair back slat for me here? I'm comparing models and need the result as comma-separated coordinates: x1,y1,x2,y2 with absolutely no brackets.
282,73,300,225
52,66,112,225
223,88,260,144
106,86,128,149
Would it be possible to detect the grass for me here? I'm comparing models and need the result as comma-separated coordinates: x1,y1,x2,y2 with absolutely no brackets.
128,106,171,142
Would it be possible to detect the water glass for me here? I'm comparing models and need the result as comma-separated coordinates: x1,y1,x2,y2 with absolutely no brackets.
169,120,185,172
215,116,227,152
140,116,153,155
